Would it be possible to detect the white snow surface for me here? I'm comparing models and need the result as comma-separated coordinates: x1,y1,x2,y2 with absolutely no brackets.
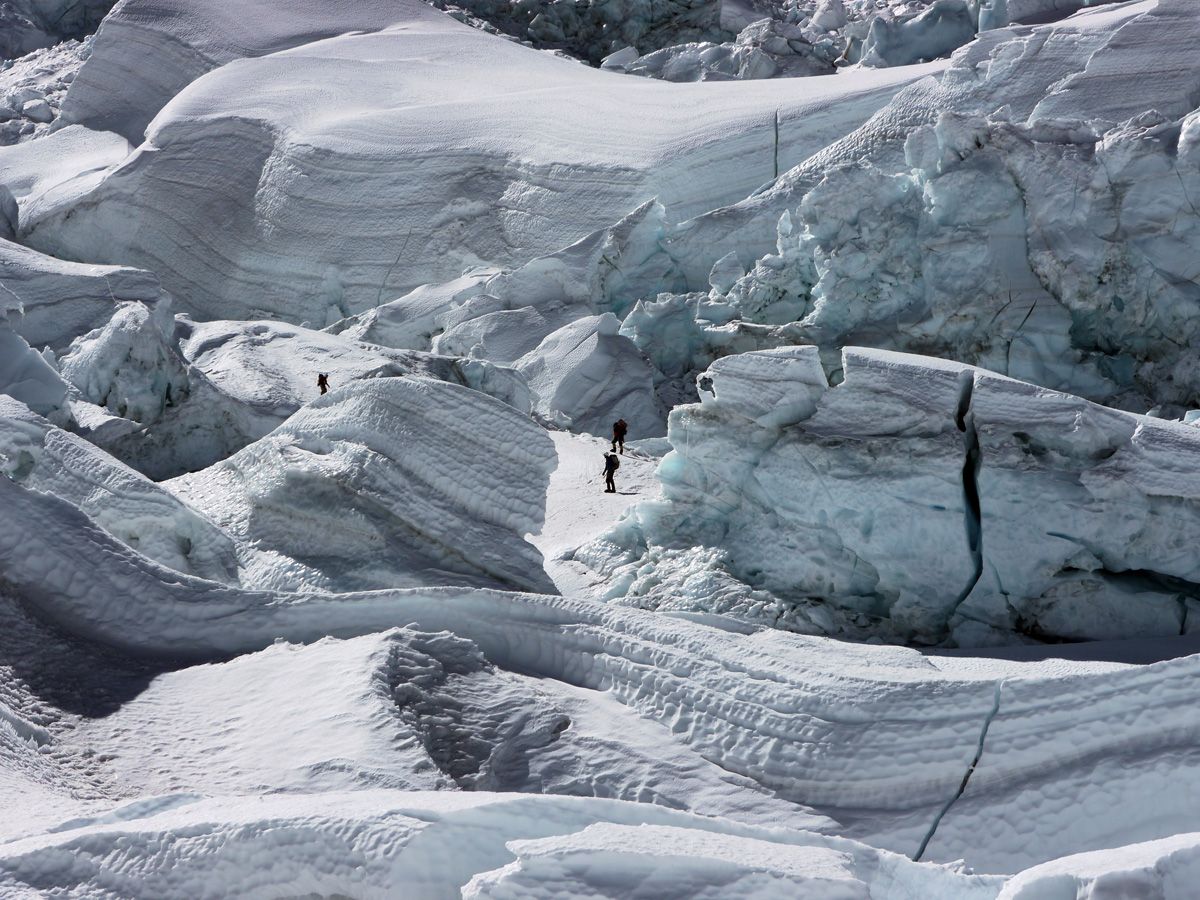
6,0,1200,895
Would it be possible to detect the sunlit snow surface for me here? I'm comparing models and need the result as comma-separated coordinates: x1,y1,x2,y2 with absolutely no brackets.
4,0,1200,896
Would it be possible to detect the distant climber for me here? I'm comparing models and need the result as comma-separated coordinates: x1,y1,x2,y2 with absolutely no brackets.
602,451,620,493
317,372,329,395
612,418,628,454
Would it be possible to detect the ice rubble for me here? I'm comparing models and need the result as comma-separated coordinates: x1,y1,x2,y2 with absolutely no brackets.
605,0,1073,83
18,0,940,323
578,346,1200,647
603,17,842,82
0,40,92,144
429,0,727,65
582,0,1200,413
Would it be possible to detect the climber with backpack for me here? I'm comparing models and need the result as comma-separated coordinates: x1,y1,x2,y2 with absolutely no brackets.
612,418,628,454
602,451,620,493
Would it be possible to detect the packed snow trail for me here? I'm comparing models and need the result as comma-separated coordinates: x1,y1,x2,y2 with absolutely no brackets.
529,431,658,598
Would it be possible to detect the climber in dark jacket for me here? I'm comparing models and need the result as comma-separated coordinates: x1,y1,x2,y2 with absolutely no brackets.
612,418,628,454
602,451,620,493
317,372,330,395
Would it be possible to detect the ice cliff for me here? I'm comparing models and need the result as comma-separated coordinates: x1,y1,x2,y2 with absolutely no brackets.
579,346,1200,646
14,0,938,323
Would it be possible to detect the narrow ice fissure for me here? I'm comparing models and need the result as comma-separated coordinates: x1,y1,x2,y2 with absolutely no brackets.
912,678,1004,862
946,372,984,632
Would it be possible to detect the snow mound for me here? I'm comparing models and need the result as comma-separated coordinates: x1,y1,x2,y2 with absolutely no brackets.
0,792,995,898
26,0,938,322
82,631,452,798
516,314,664,439
178,316,531,431
53,310,531,480
168,377,557,593
579,346,1200,646
55,0,426,142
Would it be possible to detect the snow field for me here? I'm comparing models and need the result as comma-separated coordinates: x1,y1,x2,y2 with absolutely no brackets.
4,0,1200,893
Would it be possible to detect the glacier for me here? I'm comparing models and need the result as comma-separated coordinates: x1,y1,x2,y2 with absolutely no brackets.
4,0,1200,895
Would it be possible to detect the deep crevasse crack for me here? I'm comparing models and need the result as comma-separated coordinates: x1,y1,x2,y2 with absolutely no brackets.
945,371,984,637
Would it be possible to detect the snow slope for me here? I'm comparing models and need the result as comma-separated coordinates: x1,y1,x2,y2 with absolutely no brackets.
7,0,1200,893
21,0,945,322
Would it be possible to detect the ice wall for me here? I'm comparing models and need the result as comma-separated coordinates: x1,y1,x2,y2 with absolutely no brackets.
22,0,934,323
580,346,1200,646
0,0,112,60
609,1,1200,414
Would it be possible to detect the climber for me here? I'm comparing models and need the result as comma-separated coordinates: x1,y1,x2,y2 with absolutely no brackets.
612,418,628,454
317,372,329,395
602,451,620,493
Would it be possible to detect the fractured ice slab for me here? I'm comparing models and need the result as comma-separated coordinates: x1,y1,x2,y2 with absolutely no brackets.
580,346,1200,646
0,396,238,582
516,314,664,440
0,325,68,420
